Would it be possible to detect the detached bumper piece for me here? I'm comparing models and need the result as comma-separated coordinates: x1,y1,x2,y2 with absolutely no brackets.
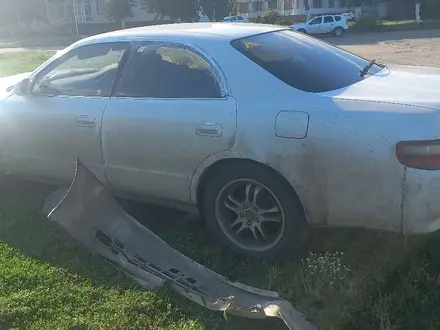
47,159,316,330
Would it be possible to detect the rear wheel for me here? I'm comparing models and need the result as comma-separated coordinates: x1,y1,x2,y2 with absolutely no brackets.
202,163,309,260
333,27,344,37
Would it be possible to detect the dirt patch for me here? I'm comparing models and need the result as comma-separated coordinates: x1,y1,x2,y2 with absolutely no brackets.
329,28,440,67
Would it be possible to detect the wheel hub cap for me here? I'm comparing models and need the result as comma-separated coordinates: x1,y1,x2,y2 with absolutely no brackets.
245,210,257,223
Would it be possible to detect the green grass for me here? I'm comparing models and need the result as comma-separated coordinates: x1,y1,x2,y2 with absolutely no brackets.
349,19,440,33
377,19,440,31
2,52,440,330
0,35,83,49
0,51,56,77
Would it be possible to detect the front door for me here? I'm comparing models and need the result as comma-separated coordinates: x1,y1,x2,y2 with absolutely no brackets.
0,42,128,184
307,16,323,34
102,42,237,203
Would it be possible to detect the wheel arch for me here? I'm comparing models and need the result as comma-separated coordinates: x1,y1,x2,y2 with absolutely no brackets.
195,158,307,221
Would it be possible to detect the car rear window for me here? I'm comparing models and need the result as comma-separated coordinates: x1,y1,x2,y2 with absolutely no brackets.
230,30,383,93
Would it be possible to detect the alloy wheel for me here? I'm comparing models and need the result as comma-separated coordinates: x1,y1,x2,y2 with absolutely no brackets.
215,179,286,252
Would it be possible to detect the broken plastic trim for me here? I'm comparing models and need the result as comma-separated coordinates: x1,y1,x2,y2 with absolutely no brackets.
47,159,316,330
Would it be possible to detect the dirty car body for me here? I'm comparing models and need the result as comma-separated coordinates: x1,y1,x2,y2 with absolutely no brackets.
1,22,440,259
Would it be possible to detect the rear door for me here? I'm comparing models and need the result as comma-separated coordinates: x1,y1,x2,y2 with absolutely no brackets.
102,42,237,203
323,16,335,33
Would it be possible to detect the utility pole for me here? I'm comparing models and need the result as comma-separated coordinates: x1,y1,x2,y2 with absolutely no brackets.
72,0,79,35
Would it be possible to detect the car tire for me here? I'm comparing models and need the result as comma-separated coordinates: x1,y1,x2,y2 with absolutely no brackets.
202,162,309,260
297,29,307,34
333,27,344,37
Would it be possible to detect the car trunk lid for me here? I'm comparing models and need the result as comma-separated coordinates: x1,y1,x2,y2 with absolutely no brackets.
319,65,440,110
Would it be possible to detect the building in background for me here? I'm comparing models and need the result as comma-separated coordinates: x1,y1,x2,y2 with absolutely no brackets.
44,0,171,34
236,0,400,21
235,0,359,21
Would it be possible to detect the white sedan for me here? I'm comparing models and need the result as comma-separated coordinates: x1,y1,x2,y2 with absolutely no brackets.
1,23,440,259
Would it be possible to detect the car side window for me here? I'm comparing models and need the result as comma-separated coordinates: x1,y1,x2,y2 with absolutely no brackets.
324,16,334,23
115,44,222,99
32,43,128,97
238,16,244,20
335,16,342,21
309,17,322,25
231,17,237,21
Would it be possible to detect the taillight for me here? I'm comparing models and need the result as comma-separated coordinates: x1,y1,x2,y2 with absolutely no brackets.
396,139,440,170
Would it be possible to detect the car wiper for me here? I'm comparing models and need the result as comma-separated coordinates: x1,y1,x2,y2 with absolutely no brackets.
360,59,376,77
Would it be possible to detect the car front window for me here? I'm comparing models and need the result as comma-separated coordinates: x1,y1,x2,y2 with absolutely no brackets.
32,43,128,97
309,17,322,25
231,30,384,93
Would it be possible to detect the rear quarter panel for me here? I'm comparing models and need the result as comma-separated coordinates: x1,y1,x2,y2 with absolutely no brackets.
191,40,438,232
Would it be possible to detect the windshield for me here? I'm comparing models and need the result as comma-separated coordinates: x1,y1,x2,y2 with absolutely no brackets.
231,30,384,93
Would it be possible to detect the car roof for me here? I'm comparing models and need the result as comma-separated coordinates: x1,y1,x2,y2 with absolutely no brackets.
316,14,342,17
74,22,284,48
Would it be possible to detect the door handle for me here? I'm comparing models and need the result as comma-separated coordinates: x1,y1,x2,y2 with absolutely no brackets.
75,115,96,127
196,123,223,137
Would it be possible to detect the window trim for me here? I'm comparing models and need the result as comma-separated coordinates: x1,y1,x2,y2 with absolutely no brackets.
29,42,131,99
96,0,105,15
112,41,229,100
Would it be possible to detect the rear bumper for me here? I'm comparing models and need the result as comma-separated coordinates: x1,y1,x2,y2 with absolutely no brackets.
402,168,440,233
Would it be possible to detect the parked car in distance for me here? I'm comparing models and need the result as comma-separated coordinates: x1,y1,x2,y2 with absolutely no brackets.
292,15,349,36
3,23,440,261
341,10,356,21
223,16,249,23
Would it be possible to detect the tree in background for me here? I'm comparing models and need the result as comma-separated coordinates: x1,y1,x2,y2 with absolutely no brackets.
304,0,310,21
200,0,234,21
142,0,233,22
263,9,278,24
104,0,135,28
141,0,200,22
0,0,50,27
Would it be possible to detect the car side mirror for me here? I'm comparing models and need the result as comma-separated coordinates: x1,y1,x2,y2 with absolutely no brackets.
13,78,30,96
